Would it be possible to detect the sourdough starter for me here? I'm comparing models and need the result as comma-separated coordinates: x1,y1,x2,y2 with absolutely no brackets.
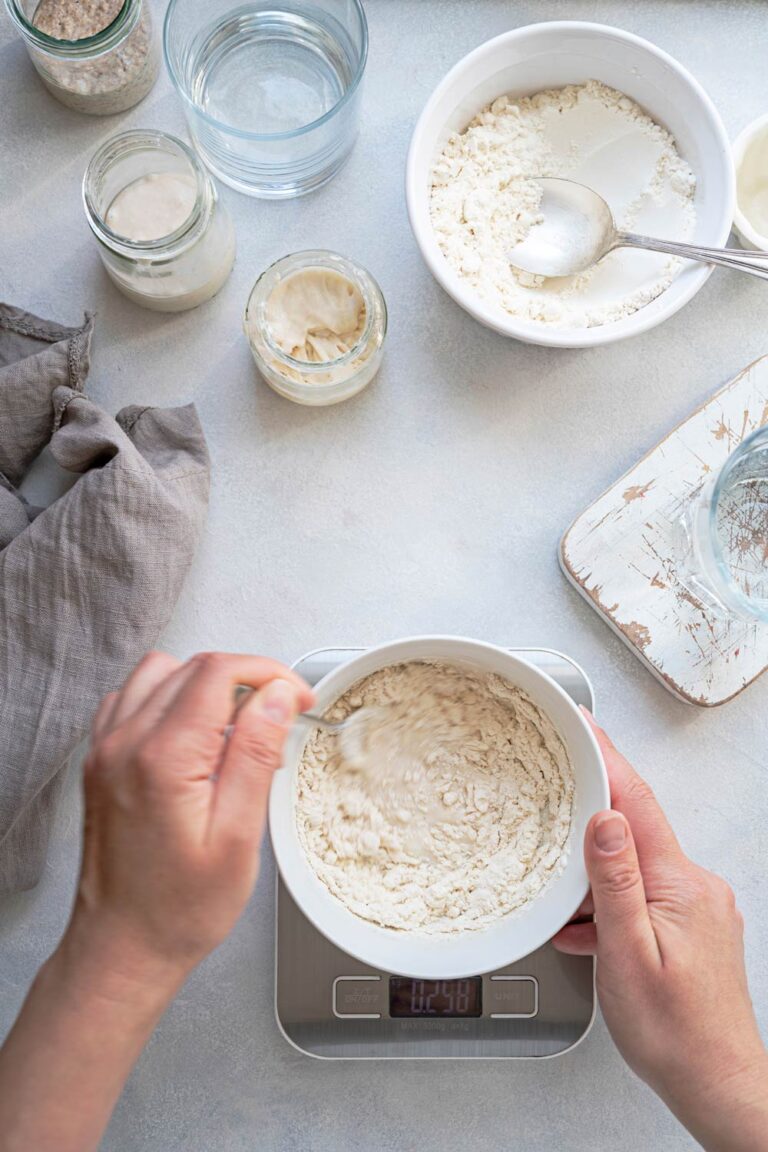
106,172,197,241
265,268,366,363
296,662,574,934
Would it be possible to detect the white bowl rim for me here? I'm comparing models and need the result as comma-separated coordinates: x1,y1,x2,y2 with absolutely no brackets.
269,634,610,979
405,20,736,348
732,112,768,251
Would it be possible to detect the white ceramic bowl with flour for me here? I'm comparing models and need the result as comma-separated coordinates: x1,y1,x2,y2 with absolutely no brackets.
269,636,609,979
406,22,734,348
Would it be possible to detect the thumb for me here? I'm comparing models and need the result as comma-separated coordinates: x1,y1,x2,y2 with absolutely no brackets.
586,811,660,970
214,678,301,838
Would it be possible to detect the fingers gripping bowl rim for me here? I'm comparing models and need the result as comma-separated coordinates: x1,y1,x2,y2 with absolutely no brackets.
269,636,609,980
405,21,735,349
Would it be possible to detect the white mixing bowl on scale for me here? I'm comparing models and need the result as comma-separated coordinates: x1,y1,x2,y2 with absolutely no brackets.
269,635,609,980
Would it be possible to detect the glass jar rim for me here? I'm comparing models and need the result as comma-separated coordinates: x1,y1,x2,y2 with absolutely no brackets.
162,0,368,143
245,250,386,381
708,424,768,620
4,0,139,56
82,129,213,257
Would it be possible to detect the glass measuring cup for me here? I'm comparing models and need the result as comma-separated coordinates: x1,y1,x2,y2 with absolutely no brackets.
163,0,368,197
680,426,768,622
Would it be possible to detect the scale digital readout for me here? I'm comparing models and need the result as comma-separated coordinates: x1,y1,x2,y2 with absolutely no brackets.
389,977,483,1018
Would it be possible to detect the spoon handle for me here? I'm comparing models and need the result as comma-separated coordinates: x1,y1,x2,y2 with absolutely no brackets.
233,690,342,733
296,712,344,732
617,232,768,280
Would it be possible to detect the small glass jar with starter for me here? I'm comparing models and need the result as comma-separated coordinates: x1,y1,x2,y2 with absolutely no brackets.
82,129,236,313
244,251,387,406
4,0,160,115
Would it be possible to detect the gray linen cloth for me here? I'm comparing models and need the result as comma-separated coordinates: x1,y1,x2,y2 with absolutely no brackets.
0,304,210,894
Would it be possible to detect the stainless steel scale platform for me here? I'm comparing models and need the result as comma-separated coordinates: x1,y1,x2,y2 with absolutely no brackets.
275,647,596,1060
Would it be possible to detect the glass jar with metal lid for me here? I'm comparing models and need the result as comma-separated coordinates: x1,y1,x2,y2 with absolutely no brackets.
244,251,387,406
4,0,160,115
83,129,236,313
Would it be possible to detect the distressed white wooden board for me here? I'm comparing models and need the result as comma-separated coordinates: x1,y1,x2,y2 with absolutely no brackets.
561,356,768,707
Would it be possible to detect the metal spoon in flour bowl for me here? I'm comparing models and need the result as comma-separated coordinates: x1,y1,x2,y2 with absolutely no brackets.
235,687,382,766
232,681,382,764
296,707,385,766
507,177,768,280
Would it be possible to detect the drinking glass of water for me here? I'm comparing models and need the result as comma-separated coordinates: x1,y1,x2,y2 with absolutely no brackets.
164,0,368,198
681,426,768,622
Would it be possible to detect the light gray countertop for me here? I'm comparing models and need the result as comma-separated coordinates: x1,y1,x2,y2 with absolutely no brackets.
2,2,767,1149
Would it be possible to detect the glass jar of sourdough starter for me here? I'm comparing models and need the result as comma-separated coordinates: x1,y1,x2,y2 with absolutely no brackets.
4,0,160,115
244,251,387,405
163,0,368,197
679,425,768,622
83,130,236,313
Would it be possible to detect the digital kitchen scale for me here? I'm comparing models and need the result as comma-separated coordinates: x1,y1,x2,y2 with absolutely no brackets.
275,647,596,1060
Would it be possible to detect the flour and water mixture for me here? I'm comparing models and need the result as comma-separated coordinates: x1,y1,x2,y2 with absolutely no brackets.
430,80,697,328
296,662,574,934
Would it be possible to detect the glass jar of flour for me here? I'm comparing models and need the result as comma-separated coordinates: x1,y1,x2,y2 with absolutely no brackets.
4,0,160,115
83,130,236,313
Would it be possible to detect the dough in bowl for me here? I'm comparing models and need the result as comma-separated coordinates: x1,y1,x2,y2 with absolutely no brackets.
296,661,574,934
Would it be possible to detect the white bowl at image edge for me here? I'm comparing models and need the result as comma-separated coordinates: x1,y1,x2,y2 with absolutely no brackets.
406,21,735,349
732,113,768,251
268,636,610,980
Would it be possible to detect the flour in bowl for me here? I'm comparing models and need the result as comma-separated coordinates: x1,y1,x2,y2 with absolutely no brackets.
296,662,574,934
429,80,696,327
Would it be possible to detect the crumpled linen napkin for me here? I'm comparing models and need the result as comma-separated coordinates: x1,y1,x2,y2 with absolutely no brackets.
0,304,210,895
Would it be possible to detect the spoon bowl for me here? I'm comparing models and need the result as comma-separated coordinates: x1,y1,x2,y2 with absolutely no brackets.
507,178,616,277
297,705,383,764
234,690,380,765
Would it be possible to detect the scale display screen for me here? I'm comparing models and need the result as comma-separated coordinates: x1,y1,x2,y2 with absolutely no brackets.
389,977,482,1018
